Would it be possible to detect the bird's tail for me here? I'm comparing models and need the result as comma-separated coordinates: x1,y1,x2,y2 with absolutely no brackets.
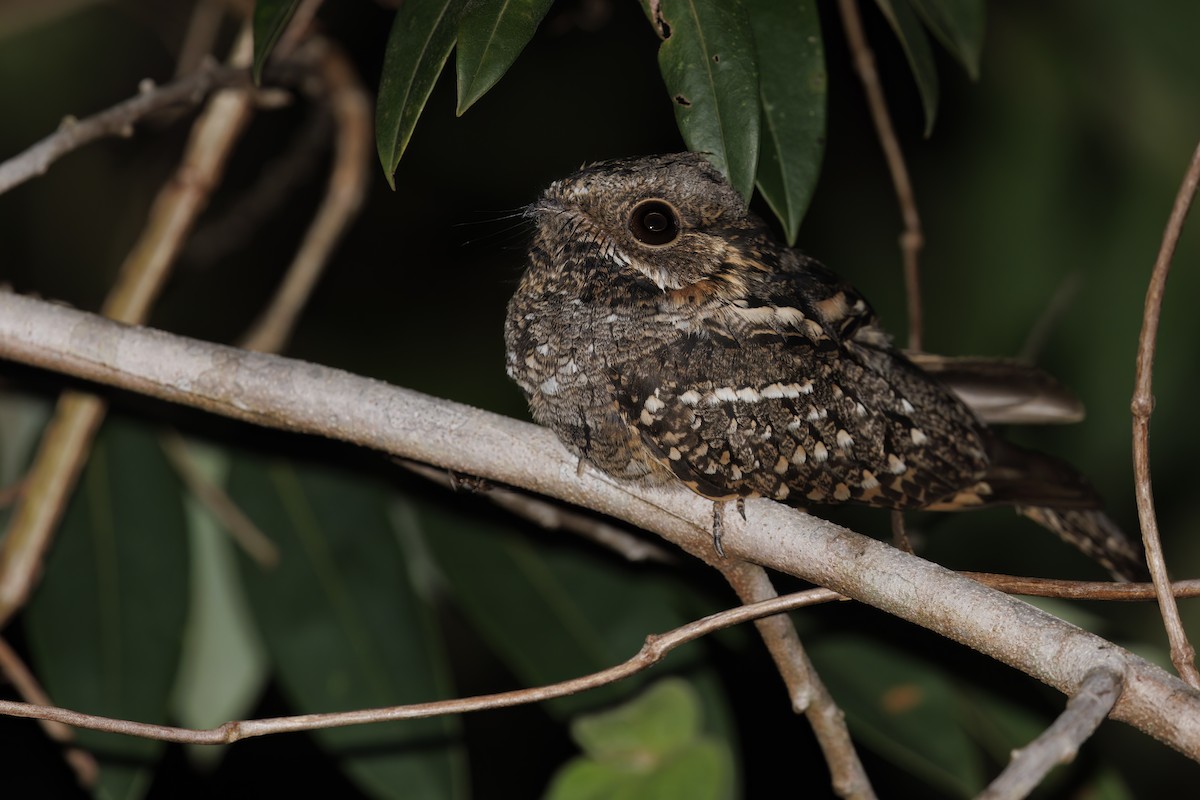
927,437,1148,581
1016,506,1147,582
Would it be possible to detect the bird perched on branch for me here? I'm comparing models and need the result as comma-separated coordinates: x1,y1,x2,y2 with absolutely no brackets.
504,152,1145,581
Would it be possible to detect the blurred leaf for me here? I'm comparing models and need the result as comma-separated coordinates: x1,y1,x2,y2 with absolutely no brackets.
24,418,189,800
751,0,826,244
251,0,301,84
571,678,700,760
906,0,985,79
547,679,734,800
170,440,267,769
954,684,1047,766
1084,767,1137,800
455,0,555,115
642,0,761,203
229,457,464,800
417,501,700,715
810,636,984,797
0,390,49,486
376,0,469,187
875,0,940,134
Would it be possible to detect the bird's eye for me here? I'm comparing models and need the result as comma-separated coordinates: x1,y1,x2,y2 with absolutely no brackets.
627,199,681,246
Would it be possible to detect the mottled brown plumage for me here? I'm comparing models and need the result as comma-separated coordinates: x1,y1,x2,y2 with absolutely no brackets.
504,153,1145,580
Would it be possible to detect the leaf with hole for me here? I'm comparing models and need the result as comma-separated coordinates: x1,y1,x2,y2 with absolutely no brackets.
641,0,761,205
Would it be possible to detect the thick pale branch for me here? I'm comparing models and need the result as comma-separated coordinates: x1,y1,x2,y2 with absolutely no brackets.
0,292,1199,758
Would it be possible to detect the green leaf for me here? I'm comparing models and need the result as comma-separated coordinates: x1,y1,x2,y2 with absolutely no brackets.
229,457,464,800
251,0,301,84
24,417,190,800
416,498,740,786
751,0,826,244
906,0,986,79
875,0,940,135
376,0,469,187
169,440,267,769
547,679,734,800
455,0,555,115
417,500,702,716
571,678,701,761
643,0,761,204
810,636,985,797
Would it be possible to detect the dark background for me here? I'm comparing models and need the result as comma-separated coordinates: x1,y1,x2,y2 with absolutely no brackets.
1,0,1199,796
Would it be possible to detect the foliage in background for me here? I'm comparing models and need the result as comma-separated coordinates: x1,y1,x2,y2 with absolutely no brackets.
0,0,1198,797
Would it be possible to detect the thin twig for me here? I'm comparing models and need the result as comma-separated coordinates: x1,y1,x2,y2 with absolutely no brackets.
890,510,913,553
1131,139,1200,688
837,0,924,351
0,61,249,196
1019,271,1082,362
979,667,1123,800
184,106,330,267
717,560,875,799
966,572,1200,601
239,36,371,354
158,430,279,567
1,295,1200,757
0,637,98,787
402,460,676,564
0,586,839,745
0,29,257,627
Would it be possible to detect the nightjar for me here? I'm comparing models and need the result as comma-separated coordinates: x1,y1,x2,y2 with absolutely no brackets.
504,152,1145,580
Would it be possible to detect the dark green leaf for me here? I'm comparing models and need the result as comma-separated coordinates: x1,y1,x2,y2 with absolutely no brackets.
170,442,266,756
251,0,301,84
416,500,738,741
875,0,940,135
906,0,986,79
810,636,984,797
643,0,761,204
547,679,734,800
455,0,555,115
418,501,701,713
376,0,469,187
25,418,190,799
751,0,826,244
229,458,463,800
